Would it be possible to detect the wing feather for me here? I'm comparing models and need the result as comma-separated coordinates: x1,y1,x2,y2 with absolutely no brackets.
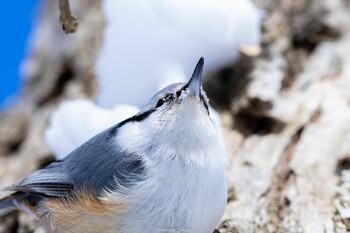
4,161,74,197
3,124,146,202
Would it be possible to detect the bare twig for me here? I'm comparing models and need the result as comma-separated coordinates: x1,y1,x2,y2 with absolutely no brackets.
59,0,78,34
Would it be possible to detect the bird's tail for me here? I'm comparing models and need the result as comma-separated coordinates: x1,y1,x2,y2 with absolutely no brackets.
0,193,41,215
0,194,18,213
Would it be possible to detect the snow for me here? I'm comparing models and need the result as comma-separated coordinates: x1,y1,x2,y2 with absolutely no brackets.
45,0,262,159
45,100,139,159
96,0,261,107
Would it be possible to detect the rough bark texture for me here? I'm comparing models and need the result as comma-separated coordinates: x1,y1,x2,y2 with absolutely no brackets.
0,1,104,232
210,0,350,232
1,0,350,232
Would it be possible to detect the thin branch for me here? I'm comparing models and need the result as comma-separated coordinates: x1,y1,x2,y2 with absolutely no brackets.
59,0,78,34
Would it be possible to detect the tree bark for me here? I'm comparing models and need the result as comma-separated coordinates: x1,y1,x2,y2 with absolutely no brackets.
0,1,104,232
211,0,350,232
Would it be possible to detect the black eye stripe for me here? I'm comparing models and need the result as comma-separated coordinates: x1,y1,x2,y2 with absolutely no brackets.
155,93,175,108
166,93,174,101
176,90,181,97
176,86,185,97
156,99,165,108
155,90,208,114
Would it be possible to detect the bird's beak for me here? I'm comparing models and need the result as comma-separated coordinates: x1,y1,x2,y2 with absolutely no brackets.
186,57,204,97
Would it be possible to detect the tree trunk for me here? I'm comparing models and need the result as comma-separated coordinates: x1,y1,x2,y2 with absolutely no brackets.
1,0,350,232
0,1,104,232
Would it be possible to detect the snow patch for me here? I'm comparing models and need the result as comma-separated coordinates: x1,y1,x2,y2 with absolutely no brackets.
45,100,138,159
96,0,261,107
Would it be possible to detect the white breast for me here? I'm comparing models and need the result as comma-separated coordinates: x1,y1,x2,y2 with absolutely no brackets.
119,156,227,233
114,106,227,233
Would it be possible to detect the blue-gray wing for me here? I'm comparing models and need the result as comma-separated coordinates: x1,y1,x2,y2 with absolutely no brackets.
3,123,146,199
5,161,73,197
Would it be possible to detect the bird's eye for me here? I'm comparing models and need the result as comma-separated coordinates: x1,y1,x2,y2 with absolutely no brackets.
156,94,174,108
156,99,165,108
176,90,181,97
176,87,185,97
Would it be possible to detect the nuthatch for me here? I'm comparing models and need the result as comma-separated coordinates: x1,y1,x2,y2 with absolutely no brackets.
0,58,227,233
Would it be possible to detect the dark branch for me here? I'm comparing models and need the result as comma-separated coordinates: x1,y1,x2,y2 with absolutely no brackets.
59,0,78,34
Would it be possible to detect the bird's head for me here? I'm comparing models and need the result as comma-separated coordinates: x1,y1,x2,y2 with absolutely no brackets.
117,57,221,162
132,57,212,132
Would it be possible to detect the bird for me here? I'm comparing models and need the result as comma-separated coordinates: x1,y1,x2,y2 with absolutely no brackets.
0,58,227,233
43,0,260,161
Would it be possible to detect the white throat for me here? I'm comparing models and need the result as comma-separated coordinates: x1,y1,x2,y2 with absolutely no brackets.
116,100,224,167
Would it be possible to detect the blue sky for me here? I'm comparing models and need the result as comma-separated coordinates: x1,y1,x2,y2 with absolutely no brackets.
0,0,37,107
